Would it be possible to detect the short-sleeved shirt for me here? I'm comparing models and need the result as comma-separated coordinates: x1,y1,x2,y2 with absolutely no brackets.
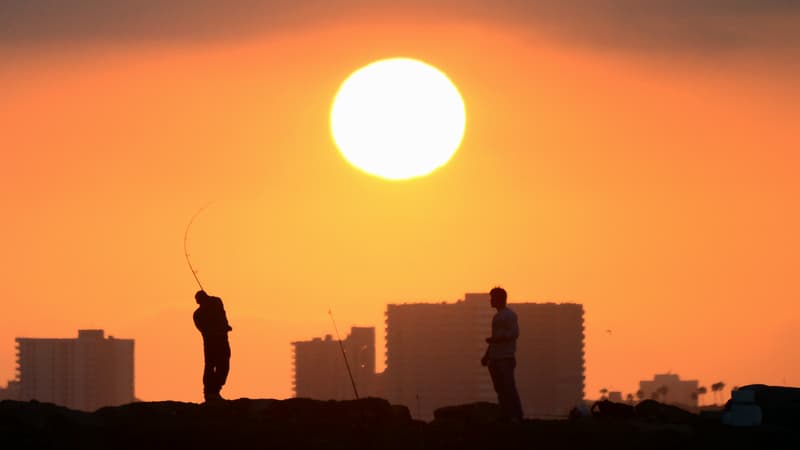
488,307,519,360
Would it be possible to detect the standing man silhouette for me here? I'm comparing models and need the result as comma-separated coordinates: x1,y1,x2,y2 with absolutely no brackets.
481,287,523,421
193,290,232,402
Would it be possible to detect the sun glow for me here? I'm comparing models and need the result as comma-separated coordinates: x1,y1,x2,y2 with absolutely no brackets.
330,58,466,180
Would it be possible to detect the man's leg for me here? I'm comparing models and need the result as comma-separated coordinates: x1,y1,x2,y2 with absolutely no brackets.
215,342,231,394
206,339,230,400
492,359,511,418
488,360,502,397
499,358,523,420
202,346,216,401
488,360,510,418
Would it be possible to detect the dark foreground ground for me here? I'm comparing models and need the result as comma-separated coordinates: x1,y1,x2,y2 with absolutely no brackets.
1,398,797,450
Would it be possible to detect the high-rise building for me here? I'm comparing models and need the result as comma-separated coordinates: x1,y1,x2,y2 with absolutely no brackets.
15,329,134,411
384,294,492,418
384,293,585,419
513,301,585,417
639,373,699,410
292,327,375,400
0,380,20,400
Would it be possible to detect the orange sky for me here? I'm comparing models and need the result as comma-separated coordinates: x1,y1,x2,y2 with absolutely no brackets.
1,9,798,405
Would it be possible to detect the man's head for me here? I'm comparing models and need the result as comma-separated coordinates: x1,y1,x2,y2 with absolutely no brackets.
195,290,209,304
489,287,507,309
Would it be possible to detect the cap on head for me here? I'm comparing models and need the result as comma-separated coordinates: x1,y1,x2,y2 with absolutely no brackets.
195,290,208,303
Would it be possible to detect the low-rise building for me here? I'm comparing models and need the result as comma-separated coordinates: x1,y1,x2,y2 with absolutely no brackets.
639,373,699,410
292,327,375,400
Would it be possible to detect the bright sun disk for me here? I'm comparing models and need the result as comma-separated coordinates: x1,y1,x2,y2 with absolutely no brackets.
330,58,466,180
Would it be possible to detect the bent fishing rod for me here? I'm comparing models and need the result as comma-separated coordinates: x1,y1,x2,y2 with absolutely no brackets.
184,203,213,291
328,308,360,400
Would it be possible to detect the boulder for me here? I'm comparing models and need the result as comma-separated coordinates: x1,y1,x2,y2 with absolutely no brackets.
590,400,635,419
635,399,698,425
734,384,800,427
433,402,503,425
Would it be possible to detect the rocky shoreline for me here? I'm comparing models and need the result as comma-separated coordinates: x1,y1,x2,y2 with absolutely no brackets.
2,397,796,449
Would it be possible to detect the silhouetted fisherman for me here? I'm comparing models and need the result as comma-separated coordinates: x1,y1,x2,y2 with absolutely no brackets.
193,290,232,402
481,287,524,421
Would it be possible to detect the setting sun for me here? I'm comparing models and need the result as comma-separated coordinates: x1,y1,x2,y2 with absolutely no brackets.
330,58,466,180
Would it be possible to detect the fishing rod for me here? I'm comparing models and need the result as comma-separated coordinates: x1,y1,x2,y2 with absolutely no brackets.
184,203,212,291
328,308,360,400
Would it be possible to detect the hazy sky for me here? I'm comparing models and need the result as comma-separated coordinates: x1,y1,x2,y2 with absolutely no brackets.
1,1,798,404
3,1,799,54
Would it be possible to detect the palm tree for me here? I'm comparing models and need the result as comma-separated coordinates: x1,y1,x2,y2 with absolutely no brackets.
697,386,708,406
599,388,608,400
657,385,669,403
710,382,725,405
636,389,645,402
626,393,634,404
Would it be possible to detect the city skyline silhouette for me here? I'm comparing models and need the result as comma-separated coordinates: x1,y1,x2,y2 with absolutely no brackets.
0,290,771,412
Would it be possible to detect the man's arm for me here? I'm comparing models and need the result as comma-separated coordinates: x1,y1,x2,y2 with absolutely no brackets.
194,309,211,334
212,297,233,332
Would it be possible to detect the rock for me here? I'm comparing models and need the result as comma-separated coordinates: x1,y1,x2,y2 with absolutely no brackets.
432,402,503,425
590,400,635,419
635,399,698,425
1,397,798,449
734,384,800,427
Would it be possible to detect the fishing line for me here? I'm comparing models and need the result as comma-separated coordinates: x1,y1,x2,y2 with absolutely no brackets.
184,202,213,291
328,308,360,400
